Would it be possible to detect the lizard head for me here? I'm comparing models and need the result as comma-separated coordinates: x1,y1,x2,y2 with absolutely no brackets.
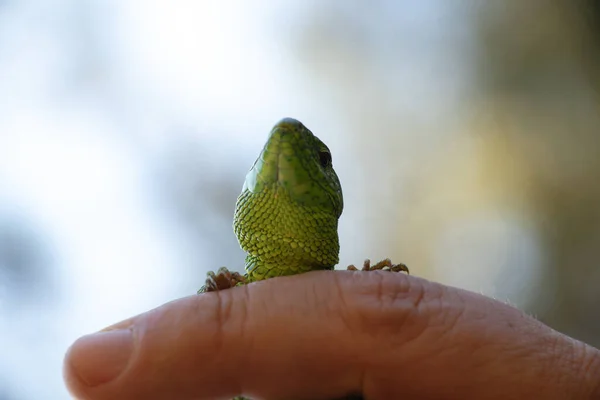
242,117,344,218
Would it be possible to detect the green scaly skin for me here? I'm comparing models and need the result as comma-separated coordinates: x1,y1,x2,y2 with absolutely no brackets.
234,117,343,280
198,118,407,400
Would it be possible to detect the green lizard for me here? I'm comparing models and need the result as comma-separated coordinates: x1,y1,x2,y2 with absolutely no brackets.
198,118,408,399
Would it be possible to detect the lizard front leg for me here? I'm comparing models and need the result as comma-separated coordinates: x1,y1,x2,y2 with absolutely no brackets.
347,258,409,274
198,267,247,293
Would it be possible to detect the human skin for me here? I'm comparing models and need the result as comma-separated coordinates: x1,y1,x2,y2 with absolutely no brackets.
63,271,600,399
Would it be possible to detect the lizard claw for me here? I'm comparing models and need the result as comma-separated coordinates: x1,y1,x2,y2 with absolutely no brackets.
198,267,247,293
347,258,409,274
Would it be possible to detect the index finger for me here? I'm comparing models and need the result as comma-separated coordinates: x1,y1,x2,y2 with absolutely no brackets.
63,271,600,399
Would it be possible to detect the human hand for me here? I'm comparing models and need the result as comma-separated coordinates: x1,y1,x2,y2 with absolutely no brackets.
63,271,600,399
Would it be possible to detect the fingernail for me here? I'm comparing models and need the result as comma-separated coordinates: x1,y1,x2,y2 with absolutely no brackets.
67,328,134,387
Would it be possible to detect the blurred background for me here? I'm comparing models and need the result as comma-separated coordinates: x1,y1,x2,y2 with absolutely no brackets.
1,0,600,398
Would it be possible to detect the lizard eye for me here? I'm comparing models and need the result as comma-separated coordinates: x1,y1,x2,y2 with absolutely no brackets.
318,150,332,168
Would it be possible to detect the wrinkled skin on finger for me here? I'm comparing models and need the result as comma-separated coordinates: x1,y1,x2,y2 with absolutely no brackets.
64,271,600,400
